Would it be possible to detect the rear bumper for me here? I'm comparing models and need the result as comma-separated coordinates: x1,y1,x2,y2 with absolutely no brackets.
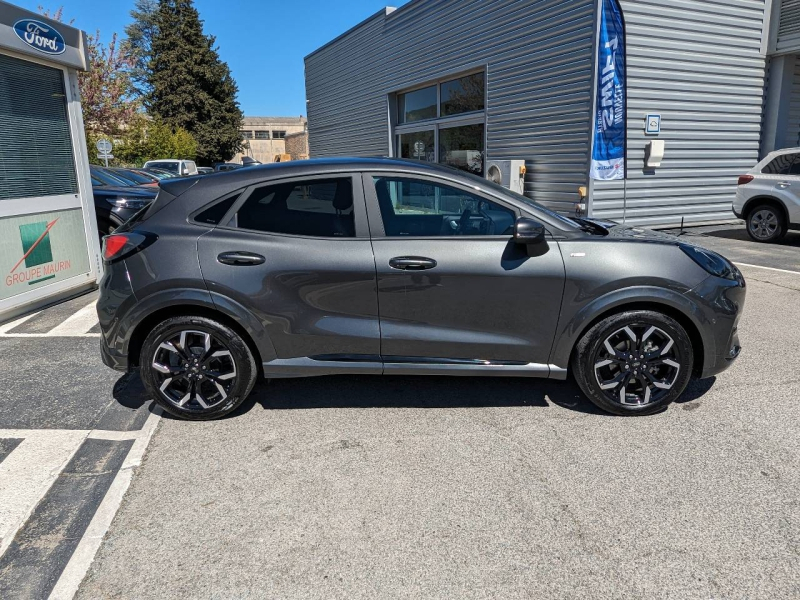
101,340,130,372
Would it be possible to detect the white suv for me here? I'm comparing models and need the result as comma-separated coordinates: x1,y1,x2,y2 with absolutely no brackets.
734,148,800,243
143,159,198,177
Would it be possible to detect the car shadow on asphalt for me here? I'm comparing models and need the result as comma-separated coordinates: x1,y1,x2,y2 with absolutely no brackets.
695,226,800,247
122,372,720,421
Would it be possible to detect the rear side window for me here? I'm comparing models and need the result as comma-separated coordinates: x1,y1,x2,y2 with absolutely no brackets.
235,178,355,237
194,193,240,225
761,154,798,175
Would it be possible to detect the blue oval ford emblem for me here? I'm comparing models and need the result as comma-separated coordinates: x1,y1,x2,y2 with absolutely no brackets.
13,19,66,55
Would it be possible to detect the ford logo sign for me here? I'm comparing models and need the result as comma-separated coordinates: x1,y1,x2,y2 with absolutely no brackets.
13,19,66,55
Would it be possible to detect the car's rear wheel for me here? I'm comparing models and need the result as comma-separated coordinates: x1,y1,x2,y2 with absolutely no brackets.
746,203,786,243
571,310,694,416
140,316,257,420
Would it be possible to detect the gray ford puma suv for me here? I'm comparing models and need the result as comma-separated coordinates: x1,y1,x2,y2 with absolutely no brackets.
97,158,745,420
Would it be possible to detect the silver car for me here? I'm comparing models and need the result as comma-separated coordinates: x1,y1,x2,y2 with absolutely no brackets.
734,148,800,242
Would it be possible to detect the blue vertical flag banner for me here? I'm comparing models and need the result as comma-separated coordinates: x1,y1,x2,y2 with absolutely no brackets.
590,0,626,181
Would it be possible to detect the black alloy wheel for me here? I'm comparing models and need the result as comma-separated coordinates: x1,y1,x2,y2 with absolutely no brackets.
140,316,257,420
572,311,694,416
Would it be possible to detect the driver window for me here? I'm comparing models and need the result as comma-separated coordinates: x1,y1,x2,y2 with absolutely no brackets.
372,176,515,237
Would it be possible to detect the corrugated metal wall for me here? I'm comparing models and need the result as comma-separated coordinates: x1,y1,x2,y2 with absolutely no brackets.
305,0,596,212
777,0,800,53
591,0,769,227
786,57,800,147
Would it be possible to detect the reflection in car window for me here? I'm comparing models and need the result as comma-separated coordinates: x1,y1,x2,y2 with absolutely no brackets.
235,178,355,237
762,154,796,175
373,176,515,237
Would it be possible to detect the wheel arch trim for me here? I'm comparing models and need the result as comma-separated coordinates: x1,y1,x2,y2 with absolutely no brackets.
741,195,789,225
120,288,277,369
550,286,711,376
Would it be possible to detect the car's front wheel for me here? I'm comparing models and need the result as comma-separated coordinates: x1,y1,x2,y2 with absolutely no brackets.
571,310,694,416
746,203,786,243
140,316,257,420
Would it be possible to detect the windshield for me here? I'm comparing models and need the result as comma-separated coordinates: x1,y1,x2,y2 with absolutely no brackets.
451,168,581,229
114,169,155,185
91,167,132,187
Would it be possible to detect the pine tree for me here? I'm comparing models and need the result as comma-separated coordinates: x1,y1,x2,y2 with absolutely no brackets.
123,0,159,97
147,0,242,165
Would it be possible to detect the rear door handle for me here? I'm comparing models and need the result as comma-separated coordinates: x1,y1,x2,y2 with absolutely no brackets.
217,251,265,266
778,181,792,187
389,256,437,271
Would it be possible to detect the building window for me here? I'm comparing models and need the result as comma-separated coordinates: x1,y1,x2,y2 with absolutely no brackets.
398,130,435,163
398,85,437,124
440,73,484,117
254,131,270,140
394,71,486,176
272,130,287,139
241,130,253,139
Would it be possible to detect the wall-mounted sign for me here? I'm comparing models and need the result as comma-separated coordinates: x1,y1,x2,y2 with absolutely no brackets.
645,114,661,135
12,19,66,56
1,209,90,301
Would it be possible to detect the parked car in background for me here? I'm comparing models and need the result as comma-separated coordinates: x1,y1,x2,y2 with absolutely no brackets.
90,167,158,238
214,162,242,172
143,168,177,180
98,157,745,421
143,159,198,177
241,157,262,168
107,167,159,187
735,148,800,242
197,167,214,175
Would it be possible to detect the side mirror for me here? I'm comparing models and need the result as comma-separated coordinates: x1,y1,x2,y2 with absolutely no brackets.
513,217,546,245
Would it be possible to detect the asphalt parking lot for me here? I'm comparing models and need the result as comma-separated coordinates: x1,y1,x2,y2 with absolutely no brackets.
1,223,798,599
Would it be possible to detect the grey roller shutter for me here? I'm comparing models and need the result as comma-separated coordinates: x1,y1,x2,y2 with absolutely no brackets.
0,53,78,201
777,0,800,54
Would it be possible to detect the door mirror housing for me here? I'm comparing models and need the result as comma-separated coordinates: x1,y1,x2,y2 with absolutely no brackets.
513,217,546,245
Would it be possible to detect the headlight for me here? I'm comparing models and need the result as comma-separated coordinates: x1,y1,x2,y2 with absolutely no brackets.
680,244,739,281
106,197,148,209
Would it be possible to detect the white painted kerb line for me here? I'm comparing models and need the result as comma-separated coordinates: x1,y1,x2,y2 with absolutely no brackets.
48,408,162,600
734,262,800,276
48,301,99,336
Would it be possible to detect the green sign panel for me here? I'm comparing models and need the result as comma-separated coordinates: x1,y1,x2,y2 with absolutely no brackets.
1,209,91,301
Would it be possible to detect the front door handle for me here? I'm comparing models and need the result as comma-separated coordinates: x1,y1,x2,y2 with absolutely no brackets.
389,256,437,271
217,251,265,266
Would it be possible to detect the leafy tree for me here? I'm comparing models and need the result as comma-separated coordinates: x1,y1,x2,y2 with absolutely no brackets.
39,7,139,137
147,0,243,165
123,0,159,97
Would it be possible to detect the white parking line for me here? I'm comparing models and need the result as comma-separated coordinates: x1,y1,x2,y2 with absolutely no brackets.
0,311,40,335
48,408,162,600
47,301,99,337
0,430,87,558
735,262,800,276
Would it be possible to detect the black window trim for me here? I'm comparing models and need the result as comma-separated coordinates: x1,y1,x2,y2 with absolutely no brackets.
215,172,370,240
361,171,527,241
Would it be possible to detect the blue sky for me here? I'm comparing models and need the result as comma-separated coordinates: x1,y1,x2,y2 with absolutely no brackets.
16,0,409,116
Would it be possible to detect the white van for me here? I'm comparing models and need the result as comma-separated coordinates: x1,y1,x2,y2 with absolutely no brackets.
143,159,198,177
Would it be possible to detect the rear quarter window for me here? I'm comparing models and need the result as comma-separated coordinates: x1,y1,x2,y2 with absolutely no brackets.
761,154,798,175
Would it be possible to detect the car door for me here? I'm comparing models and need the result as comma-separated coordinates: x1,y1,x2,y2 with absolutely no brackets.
363,172,566,369
197,173,381,374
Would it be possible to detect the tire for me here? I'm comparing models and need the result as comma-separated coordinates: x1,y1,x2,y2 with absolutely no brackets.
746,203,786,243
571,310,694,416
140,316,258,421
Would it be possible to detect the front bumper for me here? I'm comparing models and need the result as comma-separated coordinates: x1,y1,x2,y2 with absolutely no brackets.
689,271,746,379
101,340,130,372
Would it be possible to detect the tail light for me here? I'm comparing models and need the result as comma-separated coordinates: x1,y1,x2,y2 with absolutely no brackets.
102,232,156,263
738,175,754,186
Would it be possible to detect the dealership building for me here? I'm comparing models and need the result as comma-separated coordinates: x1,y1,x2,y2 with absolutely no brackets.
0,1,99,322
306,0,800,228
